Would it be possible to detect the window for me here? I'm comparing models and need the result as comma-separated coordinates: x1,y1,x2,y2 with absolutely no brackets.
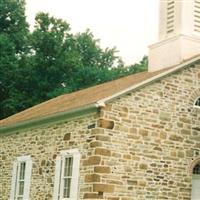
194,0,200,33
53,149,80,200
194,97,200,107
166,0,175,34
191,163,200,200
10,156,32,200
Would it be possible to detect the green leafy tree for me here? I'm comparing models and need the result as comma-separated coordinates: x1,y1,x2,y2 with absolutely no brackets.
0,7,148,120
0,0,29,119
29,13,126,100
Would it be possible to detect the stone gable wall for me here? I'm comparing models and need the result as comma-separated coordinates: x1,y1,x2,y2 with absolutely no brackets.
94,65,200,200
1,65,200,200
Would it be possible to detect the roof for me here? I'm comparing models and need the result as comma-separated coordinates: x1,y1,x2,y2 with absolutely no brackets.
1,54,200,128
0,70,166,127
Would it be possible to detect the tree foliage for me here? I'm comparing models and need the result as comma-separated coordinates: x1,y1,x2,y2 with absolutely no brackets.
0,1,147,119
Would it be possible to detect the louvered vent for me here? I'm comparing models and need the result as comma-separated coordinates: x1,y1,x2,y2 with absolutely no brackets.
166,0,175,34
194,0,200,33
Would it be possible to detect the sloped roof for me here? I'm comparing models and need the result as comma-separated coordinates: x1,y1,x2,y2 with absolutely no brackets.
1,55,200,128
0,69,166,127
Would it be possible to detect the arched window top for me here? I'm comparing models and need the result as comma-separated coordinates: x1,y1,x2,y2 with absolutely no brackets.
194,97,200,107
193,163,200,175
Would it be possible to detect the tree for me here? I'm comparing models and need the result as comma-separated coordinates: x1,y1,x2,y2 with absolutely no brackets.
0,0,29,119
0,8,148,120
29,13,126,100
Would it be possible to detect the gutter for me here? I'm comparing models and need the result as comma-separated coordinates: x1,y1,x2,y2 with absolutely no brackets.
0,103,98,135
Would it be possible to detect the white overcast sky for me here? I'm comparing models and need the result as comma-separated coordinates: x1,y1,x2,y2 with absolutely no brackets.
26,0,159,65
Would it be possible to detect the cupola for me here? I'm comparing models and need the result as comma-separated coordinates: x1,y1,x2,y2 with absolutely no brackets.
149,0,200,71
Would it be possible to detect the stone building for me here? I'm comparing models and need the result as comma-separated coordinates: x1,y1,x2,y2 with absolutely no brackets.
0,0,200,200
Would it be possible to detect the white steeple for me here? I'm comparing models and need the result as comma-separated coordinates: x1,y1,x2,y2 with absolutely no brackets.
149,0,200,71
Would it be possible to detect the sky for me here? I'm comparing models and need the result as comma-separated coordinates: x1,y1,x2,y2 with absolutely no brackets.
26,0,159,65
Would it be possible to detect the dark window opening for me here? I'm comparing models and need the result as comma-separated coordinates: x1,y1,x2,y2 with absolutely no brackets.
193,163,200,175
195,97,200,107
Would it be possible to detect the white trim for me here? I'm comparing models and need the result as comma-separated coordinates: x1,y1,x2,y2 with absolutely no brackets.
60,149,79,156
53,155,62,200
23,158,32,200
53,149,80,200
10,161,18,200
17,155,31,162
70,152,80,200
10,155,32,200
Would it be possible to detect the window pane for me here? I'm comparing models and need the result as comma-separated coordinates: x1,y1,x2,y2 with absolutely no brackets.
193,163,200,174
63,178,71,198
17,162,26,197
18,181,24,195
64,157,73,177
63,156,73,198
195,97,200,106
19,162,26,180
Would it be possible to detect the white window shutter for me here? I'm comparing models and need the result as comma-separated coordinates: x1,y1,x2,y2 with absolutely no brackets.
70,152,80,200
10,161,18,200
23,158,32,200
53,155,62,200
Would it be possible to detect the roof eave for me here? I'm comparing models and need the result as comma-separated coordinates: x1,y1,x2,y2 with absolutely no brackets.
0,103,98,135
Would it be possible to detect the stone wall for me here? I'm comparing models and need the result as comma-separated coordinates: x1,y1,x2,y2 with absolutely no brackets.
1,65,200,200
93,65,200,200
0,114,100,200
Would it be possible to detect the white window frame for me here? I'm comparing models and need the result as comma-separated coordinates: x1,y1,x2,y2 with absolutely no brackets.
53,149,80,200
10,155,32,200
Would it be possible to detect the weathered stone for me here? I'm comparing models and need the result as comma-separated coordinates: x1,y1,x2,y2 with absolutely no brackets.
83,156,101,166
169,134,184,142
63,133,71,141
138,180,147,187
93,184,114,193
159,112,171,121
139,163,148,170
94,166,111,173
179,117,191,124
85,174,101,182
83,193,103,199
95,148,111,156
139,129,148,137
98,119,114,129
153,146,162,151
127,180,137,185
107,198,119,200
96,135,111,142
90,141,102,148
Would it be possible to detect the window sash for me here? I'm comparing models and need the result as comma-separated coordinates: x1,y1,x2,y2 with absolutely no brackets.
60,156,73,199
15,162,26,198
53,149,80,200
10,156,32,200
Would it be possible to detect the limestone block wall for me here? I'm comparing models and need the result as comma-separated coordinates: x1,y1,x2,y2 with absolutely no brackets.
1,65,200,200
0,114,100,200
94,65,200,199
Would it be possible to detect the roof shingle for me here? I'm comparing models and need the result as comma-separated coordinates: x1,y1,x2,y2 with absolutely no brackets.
0,69,168,127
